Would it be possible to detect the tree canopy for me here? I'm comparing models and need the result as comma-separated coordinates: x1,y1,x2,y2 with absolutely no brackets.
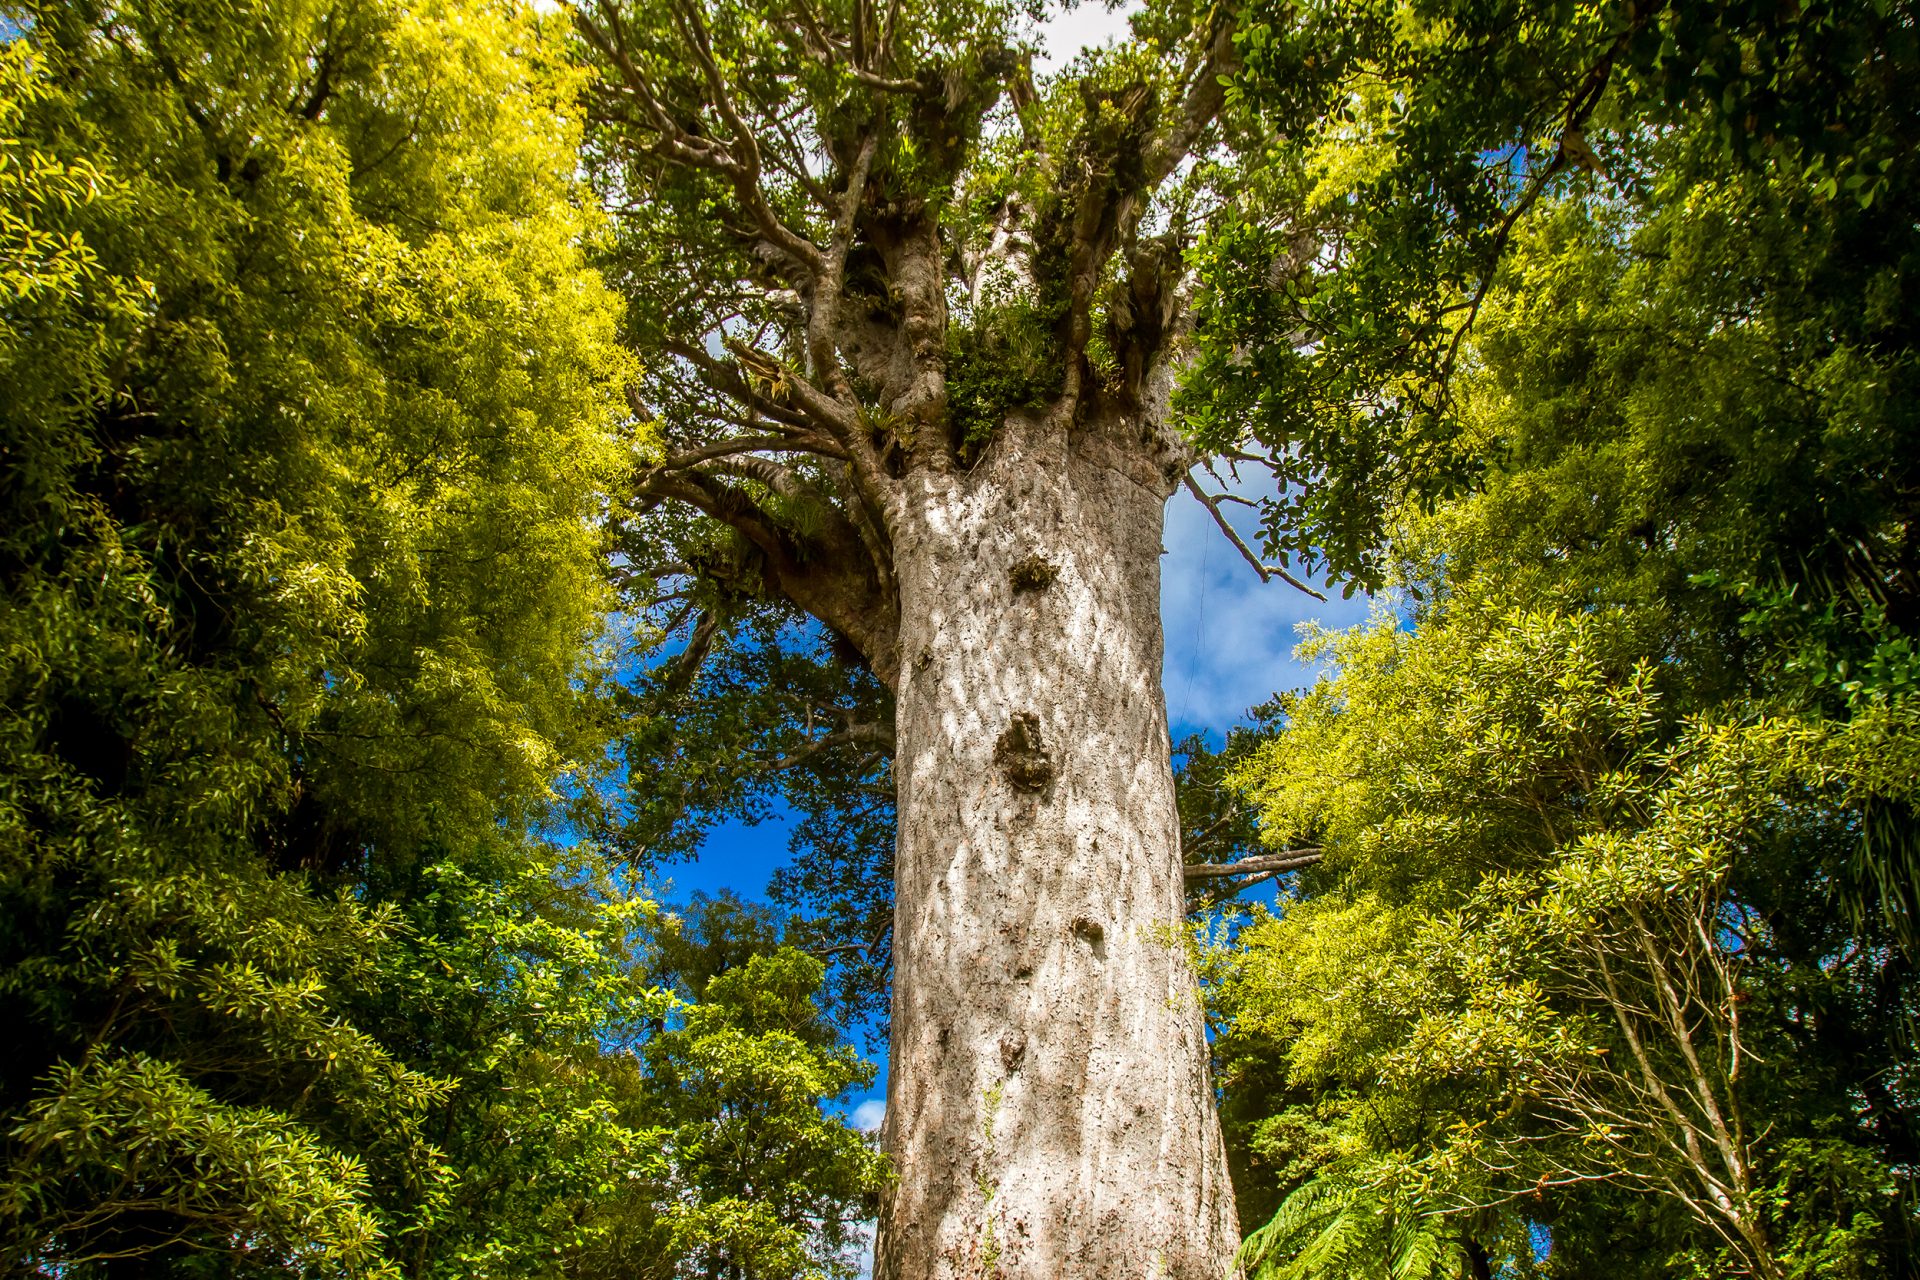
0,1,883,1275
1200,4,1920,1276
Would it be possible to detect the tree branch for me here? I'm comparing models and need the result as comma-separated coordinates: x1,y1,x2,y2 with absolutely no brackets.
668,0,830,276
809,132,878,397
1182,473,1327,600
761,721,896,772
806,916,893,960
1191,868,1279,909
1139,8,1239,190
572,1,827,279
711,335,900,562
654,435,823,471
661,609,720,695
850,66,924,93
635,468,901,685
1434,3,1661,399
663,338,851,452
1182,849,1323,880
722,336,860,435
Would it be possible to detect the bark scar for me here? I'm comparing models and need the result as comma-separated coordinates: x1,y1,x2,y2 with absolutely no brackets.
993,712,1055,791
1071,916,1107,957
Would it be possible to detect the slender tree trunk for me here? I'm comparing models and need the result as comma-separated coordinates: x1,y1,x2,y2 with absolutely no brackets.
874,416,1239,1280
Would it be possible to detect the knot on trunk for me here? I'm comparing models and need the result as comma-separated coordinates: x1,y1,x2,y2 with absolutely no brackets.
998,1029,1027,1073
1071,916,1105,950
1008,555,1058,593
993,712,1054,791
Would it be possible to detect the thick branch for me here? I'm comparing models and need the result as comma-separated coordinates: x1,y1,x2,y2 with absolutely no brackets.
809,132,879,408
661,610,719,695
1048,14,1238,424
636,468,901,685
1182,850,1323,880
720,337,860,435
850,66,924,93
696,455,830,507
663,339,851,455
705,335,899,598
1139,10,1239,189
656,435,826,470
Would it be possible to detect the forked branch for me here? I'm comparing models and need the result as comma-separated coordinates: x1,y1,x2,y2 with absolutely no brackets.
1182,473,1327,600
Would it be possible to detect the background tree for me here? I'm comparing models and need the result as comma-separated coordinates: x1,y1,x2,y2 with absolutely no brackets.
0,3,883,1275
0,0,640,1268
625,945,887,1280
1195,4,1920,1274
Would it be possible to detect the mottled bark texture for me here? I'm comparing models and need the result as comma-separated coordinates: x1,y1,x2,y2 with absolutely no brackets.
572,3,1249,1273
878,413,1238,1278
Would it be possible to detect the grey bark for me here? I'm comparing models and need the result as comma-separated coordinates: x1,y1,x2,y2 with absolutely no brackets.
874,412,1238,1280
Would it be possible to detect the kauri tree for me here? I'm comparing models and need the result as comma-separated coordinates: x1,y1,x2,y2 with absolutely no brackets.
568,0,1284,1272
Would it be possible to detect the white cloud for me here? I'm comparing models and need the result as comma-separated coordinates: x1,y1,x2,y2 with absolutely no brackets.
1032,1,1142,75
850,1098,887,1133
1160,478,1373,736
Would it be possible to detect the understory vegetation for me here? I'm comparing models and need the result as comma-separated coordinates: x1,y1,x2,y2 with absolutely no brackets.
3,0,1916,1277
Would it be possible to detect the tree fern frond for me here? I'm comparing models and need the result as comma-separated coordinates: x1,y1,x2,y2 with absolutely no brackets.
1236,1168,1469,1280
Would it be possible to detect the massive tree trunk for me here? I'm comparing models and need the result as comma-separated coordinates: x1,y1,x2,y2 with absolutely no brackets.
876,414,1238,1279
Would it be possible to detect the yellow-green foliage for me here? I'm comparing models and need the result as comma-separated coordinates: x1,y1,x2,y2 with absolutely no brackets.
0,1,644,1272
1219,601,1920,1277
1235,605,1666,907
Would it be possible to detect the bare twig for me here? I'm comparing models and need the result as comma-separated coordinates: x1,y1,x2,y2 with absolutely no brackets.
807,917,893,960
1182,473,1327,600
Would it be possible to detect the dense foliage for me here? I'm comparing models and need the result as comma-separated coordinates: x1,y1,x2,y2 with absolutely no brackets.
1200,3,1920,1277
10,0,1919,1276
1190,0,1920,594
0,3,883,1276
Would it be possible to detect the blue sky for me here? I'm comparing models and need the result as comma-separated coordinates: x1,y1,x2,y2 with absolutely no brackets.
1162,480,1372,738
